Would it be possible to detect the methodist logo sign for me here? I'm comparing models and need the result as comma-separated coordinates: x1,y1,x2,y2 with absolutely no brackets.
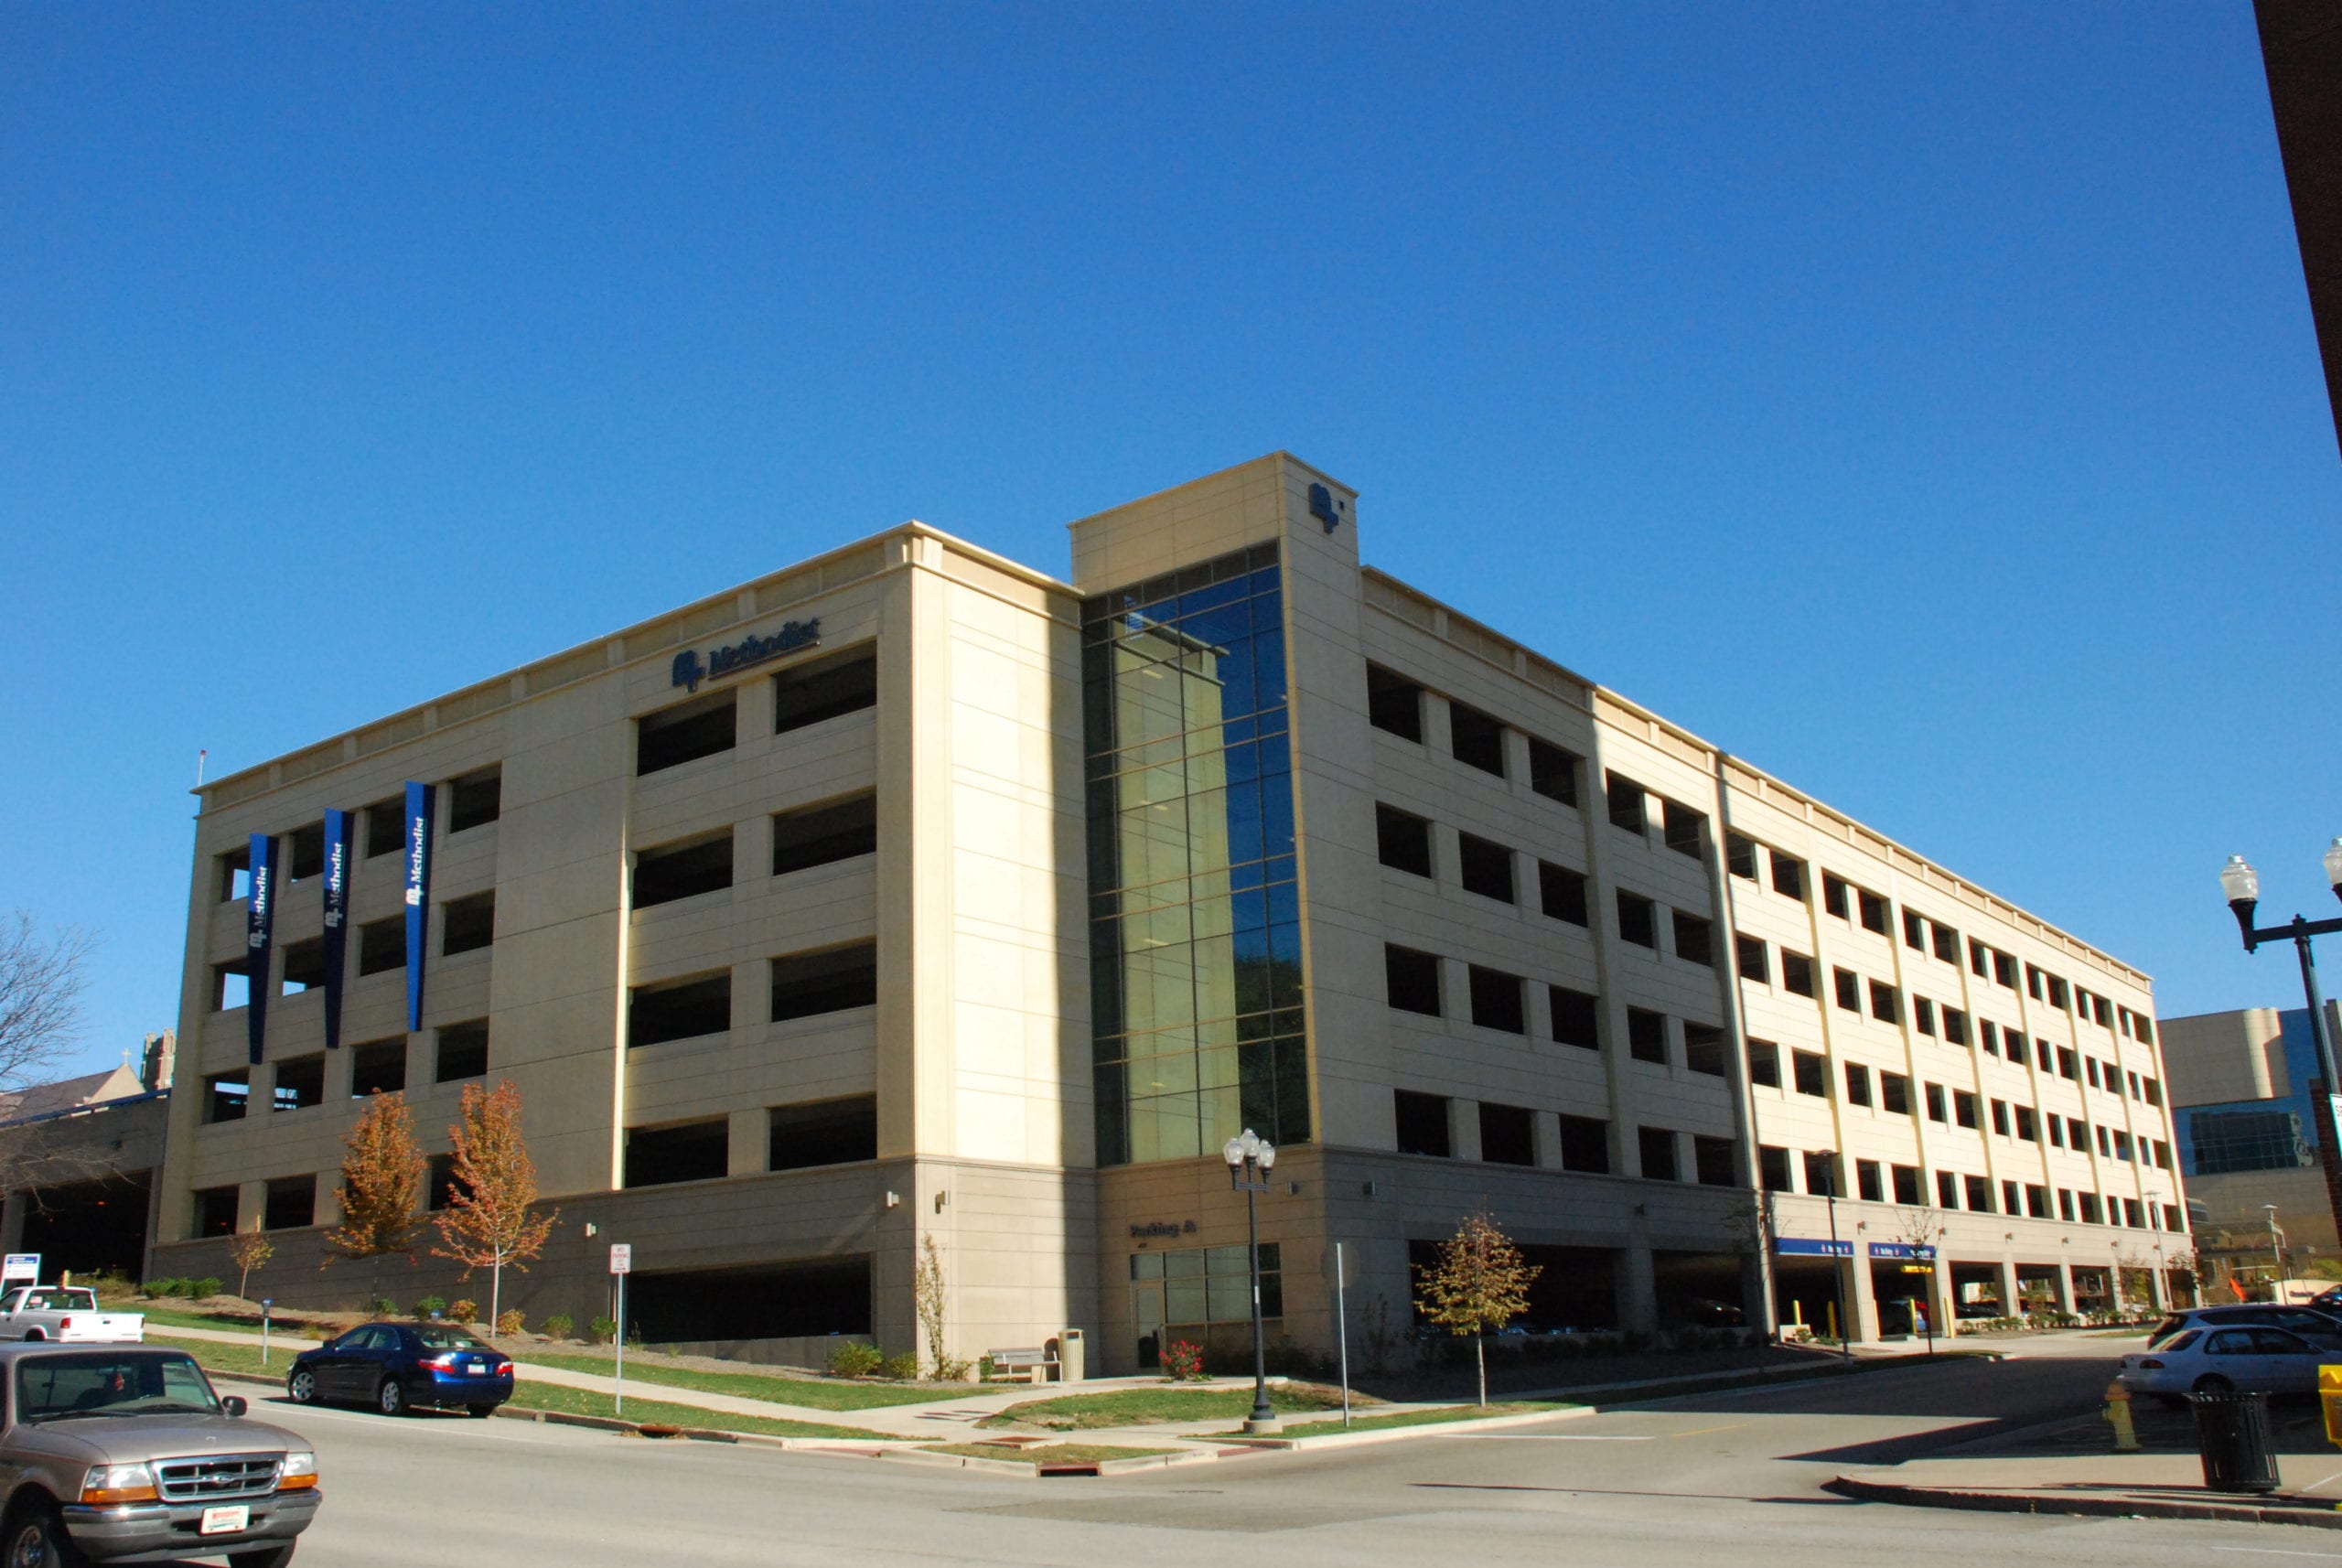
1773,1239,1853,1258
671,618,821,693
1868,1243,1937,1262
244,833,276,1065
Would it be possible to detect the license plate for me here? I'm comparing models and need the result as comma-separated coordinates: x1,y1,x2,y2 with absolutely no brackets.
467,1363,486,1374
199,1506,249,1536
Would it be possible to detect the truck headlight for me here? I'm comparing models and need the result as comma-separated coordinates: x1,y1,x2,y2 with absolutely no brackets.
277,1451,318,1491
81,1463,157,1505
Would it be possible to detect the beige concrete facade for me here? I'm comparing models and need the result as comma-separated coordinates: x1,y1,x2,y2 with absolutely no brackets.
154,453,2185,1370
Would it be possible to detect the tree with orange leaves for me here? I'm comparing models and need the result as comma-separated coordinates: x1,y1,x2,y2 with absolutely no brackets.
431,1079,557,1327
323,1090,428,1304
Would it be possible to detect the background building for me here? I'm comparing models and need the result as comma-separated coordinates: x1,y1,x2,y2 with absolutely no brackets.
0,1033,174,1279
2161,1003,2342,1290
152,456,2186,1366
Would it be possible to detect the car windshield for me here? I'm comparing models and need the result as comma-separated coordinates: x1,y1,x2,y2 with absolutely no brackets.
2155,1329,2202,1353
16,1352,220,1422
414,1327,489,1352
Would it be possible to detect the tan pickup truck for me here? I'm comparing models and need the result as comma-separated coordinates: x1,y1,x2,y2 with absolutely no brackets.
0,1341,320,1566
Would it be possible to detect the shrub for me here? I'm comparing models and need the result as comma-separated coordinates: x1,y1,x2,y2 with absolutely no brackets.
194,1278,224,1300
878,1351,919,1380
496,1309,525,1337
413,1295,447,1320
543,1314,574,1340
1158,1339,1205,1381
588,1316,618,1345
370,1297,399,1317
827,1340,885,1378
141,1278,180,1299
446,1299,478,1324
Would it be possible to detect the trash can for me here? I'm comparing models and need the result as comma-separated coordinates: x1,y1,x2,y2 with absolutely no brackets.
2194,1391,2280,1494
1059,1328,1085,1384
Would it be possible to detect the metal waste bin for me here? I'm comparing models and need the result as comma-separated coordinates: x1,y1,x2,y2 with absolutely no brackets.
2194,1391,2280,1494
1059,1328,1085,1384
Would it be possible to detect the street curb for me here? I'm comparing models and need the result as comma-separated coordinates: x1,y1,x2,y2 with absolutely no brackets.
1219,1403,1597,1451
1826,1473,2342,1529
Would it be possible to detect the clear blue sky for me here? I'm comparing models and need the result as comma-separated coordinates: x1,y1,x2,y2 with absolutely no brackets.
4,4,2336,1079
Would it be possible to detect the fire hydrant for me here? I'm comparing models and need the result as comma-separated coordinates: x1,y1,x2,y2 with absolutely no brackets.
2104,1380,2141,1452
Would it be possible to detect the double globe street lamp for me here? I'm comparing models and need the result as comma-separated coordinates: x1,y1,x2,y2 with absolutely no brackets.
2219,841,2342,1249
1221,1128,1280,1435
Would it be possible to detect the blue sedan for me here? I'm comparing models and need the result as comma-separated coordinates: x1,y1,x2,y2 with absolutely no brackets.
287,1322,515,1418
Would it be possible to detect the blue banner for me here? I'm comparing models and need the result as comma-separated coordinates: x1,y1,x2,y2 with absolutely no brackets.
1868,1242,1937,1262
1774,1238,1853,1258
244,833,276,1065
403,781,435,1032
320,809,353,1051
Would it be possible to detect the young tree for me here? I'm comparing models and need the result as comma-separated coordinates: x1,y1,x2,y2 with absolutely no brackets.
1415,1210,1542,1406
432,1079,556,1327
324,1090,429,1303
913,1234,966,1380
227,1229,274,1300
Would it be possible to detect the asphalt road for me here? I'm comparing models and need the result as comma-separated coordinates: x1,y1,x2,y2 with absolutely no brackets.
178,1345,2342,1568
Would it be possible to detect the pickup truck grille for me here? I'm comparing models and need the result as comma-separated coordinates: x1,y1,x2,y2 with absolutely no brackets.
155,1455,280,1502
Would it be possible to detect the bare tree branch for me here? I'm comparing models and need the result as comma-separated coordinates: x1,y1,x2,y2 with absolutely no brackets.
0,911,97,1092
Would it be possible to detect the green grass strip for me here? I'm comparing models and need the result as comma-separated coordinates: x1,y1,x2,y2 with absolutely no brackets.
925,1442,1178,1464
982,1384,1354,1430
523,1352,946,1410
1252,1400,1573,1438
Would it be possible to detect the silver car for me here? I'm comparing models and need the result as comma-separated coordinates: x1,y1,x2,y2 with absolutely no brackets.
2118,1322,2334,1406
0,1342,321,1566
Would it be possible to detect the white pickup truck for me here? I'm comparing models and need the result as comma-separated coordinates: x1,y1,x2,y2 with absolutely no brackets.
0,1284,145,1342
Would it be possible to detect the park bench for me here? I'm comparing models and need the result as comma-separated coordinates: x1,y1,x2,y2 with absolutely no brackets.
985,1346,1058,1384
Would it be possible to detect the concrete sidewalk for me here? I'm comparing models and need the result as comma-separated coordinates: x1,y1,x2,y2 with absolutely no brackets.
1833,1451,2342,1529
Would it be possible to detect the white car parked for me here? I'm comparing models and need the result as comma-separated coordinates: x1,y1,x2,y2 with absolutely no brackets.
2118,1322,2332,1405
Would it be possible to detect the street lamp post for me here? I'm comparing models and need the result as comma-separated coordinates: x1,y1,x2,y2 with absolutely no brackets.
1222,1128,1280,1435
2266,1204,2287,1298
1820,1166,1852,1359
2221,844,2342,1263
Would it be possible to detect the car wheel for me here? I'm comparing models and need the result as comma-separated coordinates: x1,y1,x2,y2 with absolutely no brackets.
467,1404,496,1419
2193,1374,2235,1396
377,1378,408,1417
4,1502,87,1568
286,1368,317,1405
227,1546,296,1568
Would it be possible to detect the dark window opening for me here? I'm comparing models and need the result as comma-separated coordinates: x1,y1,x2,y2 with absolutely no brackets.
350,1038,406,1098
1781,950,1815,997
771,793,877,876
1833,967,1861,1011
768,1096,878,1171
1726,833,1758,880
1671,910,1714,967
1735,934,1769,983
427,1154,463,1212
1617,891,1657,949
1964,1175,1993,1212
1374,805,1434,877
1558,1114,1609,1173
1365,665,1424,742
1550,986,1600,1050
1447,703,1508,777
1661,800,1704,858
287,822,325,881
1771,854,1806,900
1942,1006,1967,1046
1638,1127,1680,1182
1925,1082,1947,1122
1903,909,1926,950
1844,1062,1873,1107
1883,1071,1911,1115
1394,1090,1452,1157
1606,774,1648,834
202,1072,248,1123
1467,965,1525,1034
436,1020,489,1082
1456,833,1516,903
1627,1007,1668,1065
1803,1151,1841,1197
1892,1165,1922,1205
630,972,734,1047
1683,1022,1727,1077
442,891,495,956
1747,1038,1780,1088
448,767,502,833
263,1177,315,1231
770,941,878,1022
359,918,405,976
1539,862,1588,925
773,646,878,735
1857,1159,1885,1202
1823,875,1850,919
1869,980,1899,1024
272,1055,324,1112
635,832,736,908
1857,890,1887,935
1931,922,1958,962
218,844,251,902
1757,1146,1792,1192
1937,1171,1961,1208
1384,946,1442,1016
1479,1102,1535,1166
639,690,738,776
1792,1050,1827,1097
625,1119,730,1187
364,797,405,859
1694,1135,1736,1187
194,1187,239,1238
1527,737,1579,806
281,938,328,993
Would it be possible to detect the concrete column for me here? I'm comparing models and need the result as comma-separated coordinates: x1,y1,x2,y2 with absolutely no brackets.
2057,1260,2078,1316
1531,1112,1563,1170
1619,1241,1658,1335
2148,1263,2171,1314
1996,1259,2022,1320
1929,1255,1955,1337
0,1193,25,1255
1449,1098,1482,1164
1845,1251,1879,1342
726,1108,767,1178
236,1180,267,1235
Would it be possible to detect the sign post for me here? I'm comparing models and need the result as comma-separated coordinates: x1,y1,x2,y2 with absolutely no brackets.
609,1244,631,1416
2,1255,40,1286
1334,1241,1351,1429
